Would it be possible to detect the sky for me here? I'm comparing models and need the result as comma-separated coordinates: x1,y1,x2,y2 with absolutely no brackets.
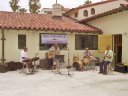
0,0,106,12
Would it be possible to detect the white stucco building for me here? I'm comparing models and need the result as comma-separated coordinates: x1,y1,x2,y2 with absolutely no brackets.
64,0,128,20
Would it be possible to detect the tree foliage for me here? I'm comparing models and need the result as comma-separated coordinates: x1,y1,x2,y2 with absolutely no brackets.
19,8,27,13
29,0,41,13
84,0,92,5
79,0,92,7
9,0,20,12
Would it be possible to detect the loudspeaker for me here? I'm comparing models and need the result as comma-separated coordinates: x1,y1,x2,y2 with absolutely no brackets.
116,63,127,73
8,61,17,71
45,59,52,70
17,62,23,69
0,63,7,73
40,59,46,68
40,58,52,70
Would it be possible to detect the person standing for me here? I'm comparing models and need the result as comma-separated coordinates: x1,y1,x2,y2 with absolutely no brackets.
49,44,60,65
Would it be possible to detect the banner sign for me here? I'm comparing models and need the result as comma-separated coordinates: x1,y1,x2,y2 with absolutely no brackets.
41,34,67,44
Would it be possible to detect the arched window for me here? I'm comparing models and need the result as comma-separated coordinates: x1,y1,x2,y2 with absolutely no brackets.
91,8,95,15
84,10,88,17
75,12,78,17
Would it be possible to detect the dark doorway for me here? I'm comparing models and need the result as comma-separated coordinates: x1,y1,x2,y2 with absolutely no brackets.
117,46,122,63
114,35,122,65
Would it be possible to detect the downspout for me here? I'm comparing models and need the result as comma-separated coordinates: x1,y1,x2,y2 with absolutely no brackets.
1,29,5,63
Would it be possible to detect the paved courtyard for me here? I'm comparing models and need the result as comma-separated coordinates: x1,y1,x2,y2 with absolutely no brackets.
0,67,128,96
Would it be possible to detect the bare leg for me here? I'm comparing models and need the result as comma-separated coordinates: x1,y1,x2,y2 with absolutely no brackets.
26,62,29,68
26,62,30,73
56,60,58,72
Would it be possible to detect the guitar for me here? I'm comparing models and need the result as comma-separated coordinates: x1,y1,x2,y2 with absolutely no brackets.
103,52,109,60
47,47,67,59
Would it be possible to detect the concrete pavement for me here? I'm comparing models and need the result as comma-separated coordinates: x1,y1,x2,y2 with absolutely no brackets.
0,67,128,96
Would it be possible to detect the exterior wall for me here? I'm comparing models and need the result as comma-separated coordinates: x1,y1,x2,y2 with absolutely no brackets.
69,0,128,20
1,29,99,66
69,13,75,19
69,13,79,20
0,29,2,62
86,10,128,63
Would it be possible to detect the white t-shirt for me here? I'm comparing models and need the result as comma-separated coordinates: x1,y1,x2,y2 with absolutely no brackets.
20,51,27,62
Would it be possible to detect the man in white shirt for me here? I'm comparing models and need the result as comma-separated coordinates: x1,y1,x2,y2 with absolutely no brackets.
20,47,30,73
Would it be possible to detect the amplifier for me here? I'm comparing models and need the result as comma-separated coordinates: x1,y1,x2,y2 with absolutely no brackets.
116,63,127,73
45,59,52,70
8,61,17,71
17,62,23,69
40,58,52,70
39,59,46,68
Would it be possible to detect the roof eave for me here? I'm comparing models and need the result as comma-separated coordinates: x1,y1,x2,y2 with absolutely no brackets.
0,27,102,34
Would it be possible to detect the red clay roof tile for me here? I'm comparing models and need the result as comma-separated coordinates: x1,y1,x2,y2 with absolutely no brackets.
0,11,102,33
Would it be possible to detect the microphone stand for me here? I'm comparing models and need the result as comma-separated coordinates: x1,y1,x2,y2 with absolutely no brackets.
59,47,73,77
54,55,64,75
67,47,74,77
